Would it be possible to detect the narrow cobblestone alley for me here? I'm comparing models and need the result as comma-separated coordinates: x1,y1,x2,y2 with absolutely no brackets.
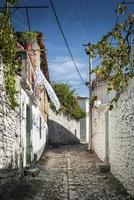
0,144,133,200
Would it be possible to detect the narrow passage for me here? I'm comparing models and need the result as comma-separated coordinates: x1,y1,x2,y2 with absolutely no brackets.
0,144,133,200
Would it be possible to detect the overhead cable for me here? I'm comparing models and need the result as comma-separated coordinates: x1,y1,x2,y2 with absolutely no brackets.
50,51,85,66
49,0,86,86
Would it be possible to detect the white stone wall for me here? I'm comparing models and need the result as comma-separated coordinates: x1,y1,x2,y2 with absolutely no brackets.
78,98,89,143
93,81,116,104
109,78,134,197
48,109,80,145
92,78,134,197
0,60,22,186
92,105,108,161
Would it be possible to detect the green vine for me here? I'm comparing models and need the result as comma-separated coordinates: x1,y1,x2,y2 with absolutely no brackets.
0,0,19,109
87,13,134,105
89,95,97,107
16,32,38,45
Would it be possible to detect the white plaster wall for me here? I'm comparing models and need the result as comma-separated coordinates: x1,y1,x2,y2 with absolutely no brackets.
78,98,89,143
92,105,107,161
21,89,48,166
48,109,80,145
32,105,48,159
93,81,116,104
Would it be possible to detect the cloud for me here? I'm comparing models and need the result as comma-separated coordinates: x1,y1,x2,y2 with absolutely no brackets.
48,56,88,97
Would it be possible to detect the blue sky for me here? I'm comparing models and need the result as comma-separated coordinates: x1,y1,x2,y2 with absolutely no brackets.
0,0,133,97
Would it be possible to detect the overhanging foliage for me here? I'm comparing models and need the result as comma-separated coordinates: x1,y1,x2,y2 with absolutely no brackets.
51,83,86,120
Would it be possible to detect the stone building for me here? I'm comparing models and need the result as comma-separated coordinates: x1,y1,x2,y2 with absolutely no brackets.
0,32,59,186
18,33,50,166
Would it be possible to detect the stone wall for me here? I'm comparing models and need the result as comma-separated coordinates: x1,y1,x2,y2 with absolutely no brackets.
48,109,80,145
109,78,134,197
21,88,48,167
0,60,22,187
92,78,134,197
78,98,89,143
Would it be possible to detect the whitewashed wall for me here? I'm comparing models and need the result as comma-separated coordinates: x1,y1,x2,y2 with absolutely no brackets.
93,81,116,104
109,78,134,197
32,104,48,159
21,89,48,167
78,98,89,143
0,61,22,186
48,109,80,145
92,105,107,161
92,78,134,197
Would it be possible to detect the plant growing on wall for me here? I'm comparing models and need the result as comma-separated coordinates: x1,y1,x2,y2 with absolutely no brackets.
51,83,86,120
87,6,134,106
0,0,19,109
89,95,97,107
16,32,38,46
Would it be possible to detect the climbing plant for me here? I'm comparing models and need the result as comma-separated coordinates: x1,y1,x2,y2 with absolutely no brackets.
0,0,19,109
87,6,134,106
16,32,38,45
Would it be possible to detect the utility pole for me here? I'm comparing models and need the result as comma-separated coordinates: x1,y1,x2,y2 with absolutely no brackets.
84,43,93,151
4,0,8,12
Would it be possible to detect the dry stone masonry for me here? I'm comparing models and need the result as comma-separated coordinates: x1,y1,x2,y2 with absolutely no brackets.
109,78,134,197
0,60,22,187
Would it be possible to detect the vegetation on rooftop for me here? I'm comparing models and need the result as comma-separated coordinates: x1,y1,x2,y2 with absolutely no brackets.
51,83,86,120
16,32,38,45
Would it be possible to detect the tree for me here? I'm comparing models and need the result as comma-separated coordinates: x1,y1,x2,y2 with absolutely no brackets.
52,83,86,120
87,7,134,101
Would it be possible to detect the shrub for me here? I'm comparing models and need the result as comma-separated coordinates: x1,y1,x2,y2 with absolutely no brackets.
51,83,86,121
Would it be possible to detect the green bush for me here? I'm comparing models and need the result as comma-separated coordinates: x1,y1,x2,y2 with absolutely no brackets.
52,83,86,121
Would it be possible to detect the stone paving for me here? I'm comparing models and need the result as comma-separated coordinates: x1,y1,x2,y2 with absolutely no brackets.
0,144,133,200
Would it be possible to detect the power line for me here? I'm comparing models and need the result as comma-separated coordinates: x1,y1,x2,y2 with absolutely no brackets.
13,17,28,29
25,7,31,31
0,6,49,9
72,0,88,41
110,0,126,44
49,51,85,66
124,1,134,4
49,0,86,86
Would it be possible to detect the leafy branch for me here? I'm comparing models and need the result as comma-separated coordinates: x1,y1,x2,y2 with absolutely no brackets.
0,0,19,109
88,14,134,100
51,83,86,120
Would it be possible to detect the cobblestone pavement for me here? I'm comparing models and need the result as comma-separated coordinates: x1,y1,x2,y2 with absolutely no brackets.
0,144,133,200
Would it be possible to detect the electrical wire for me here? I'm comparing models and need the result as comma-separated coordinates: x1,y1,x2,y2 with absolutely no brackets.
72,0,88,41
49,51,85,66
13,17,28,29
49,0,86,86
